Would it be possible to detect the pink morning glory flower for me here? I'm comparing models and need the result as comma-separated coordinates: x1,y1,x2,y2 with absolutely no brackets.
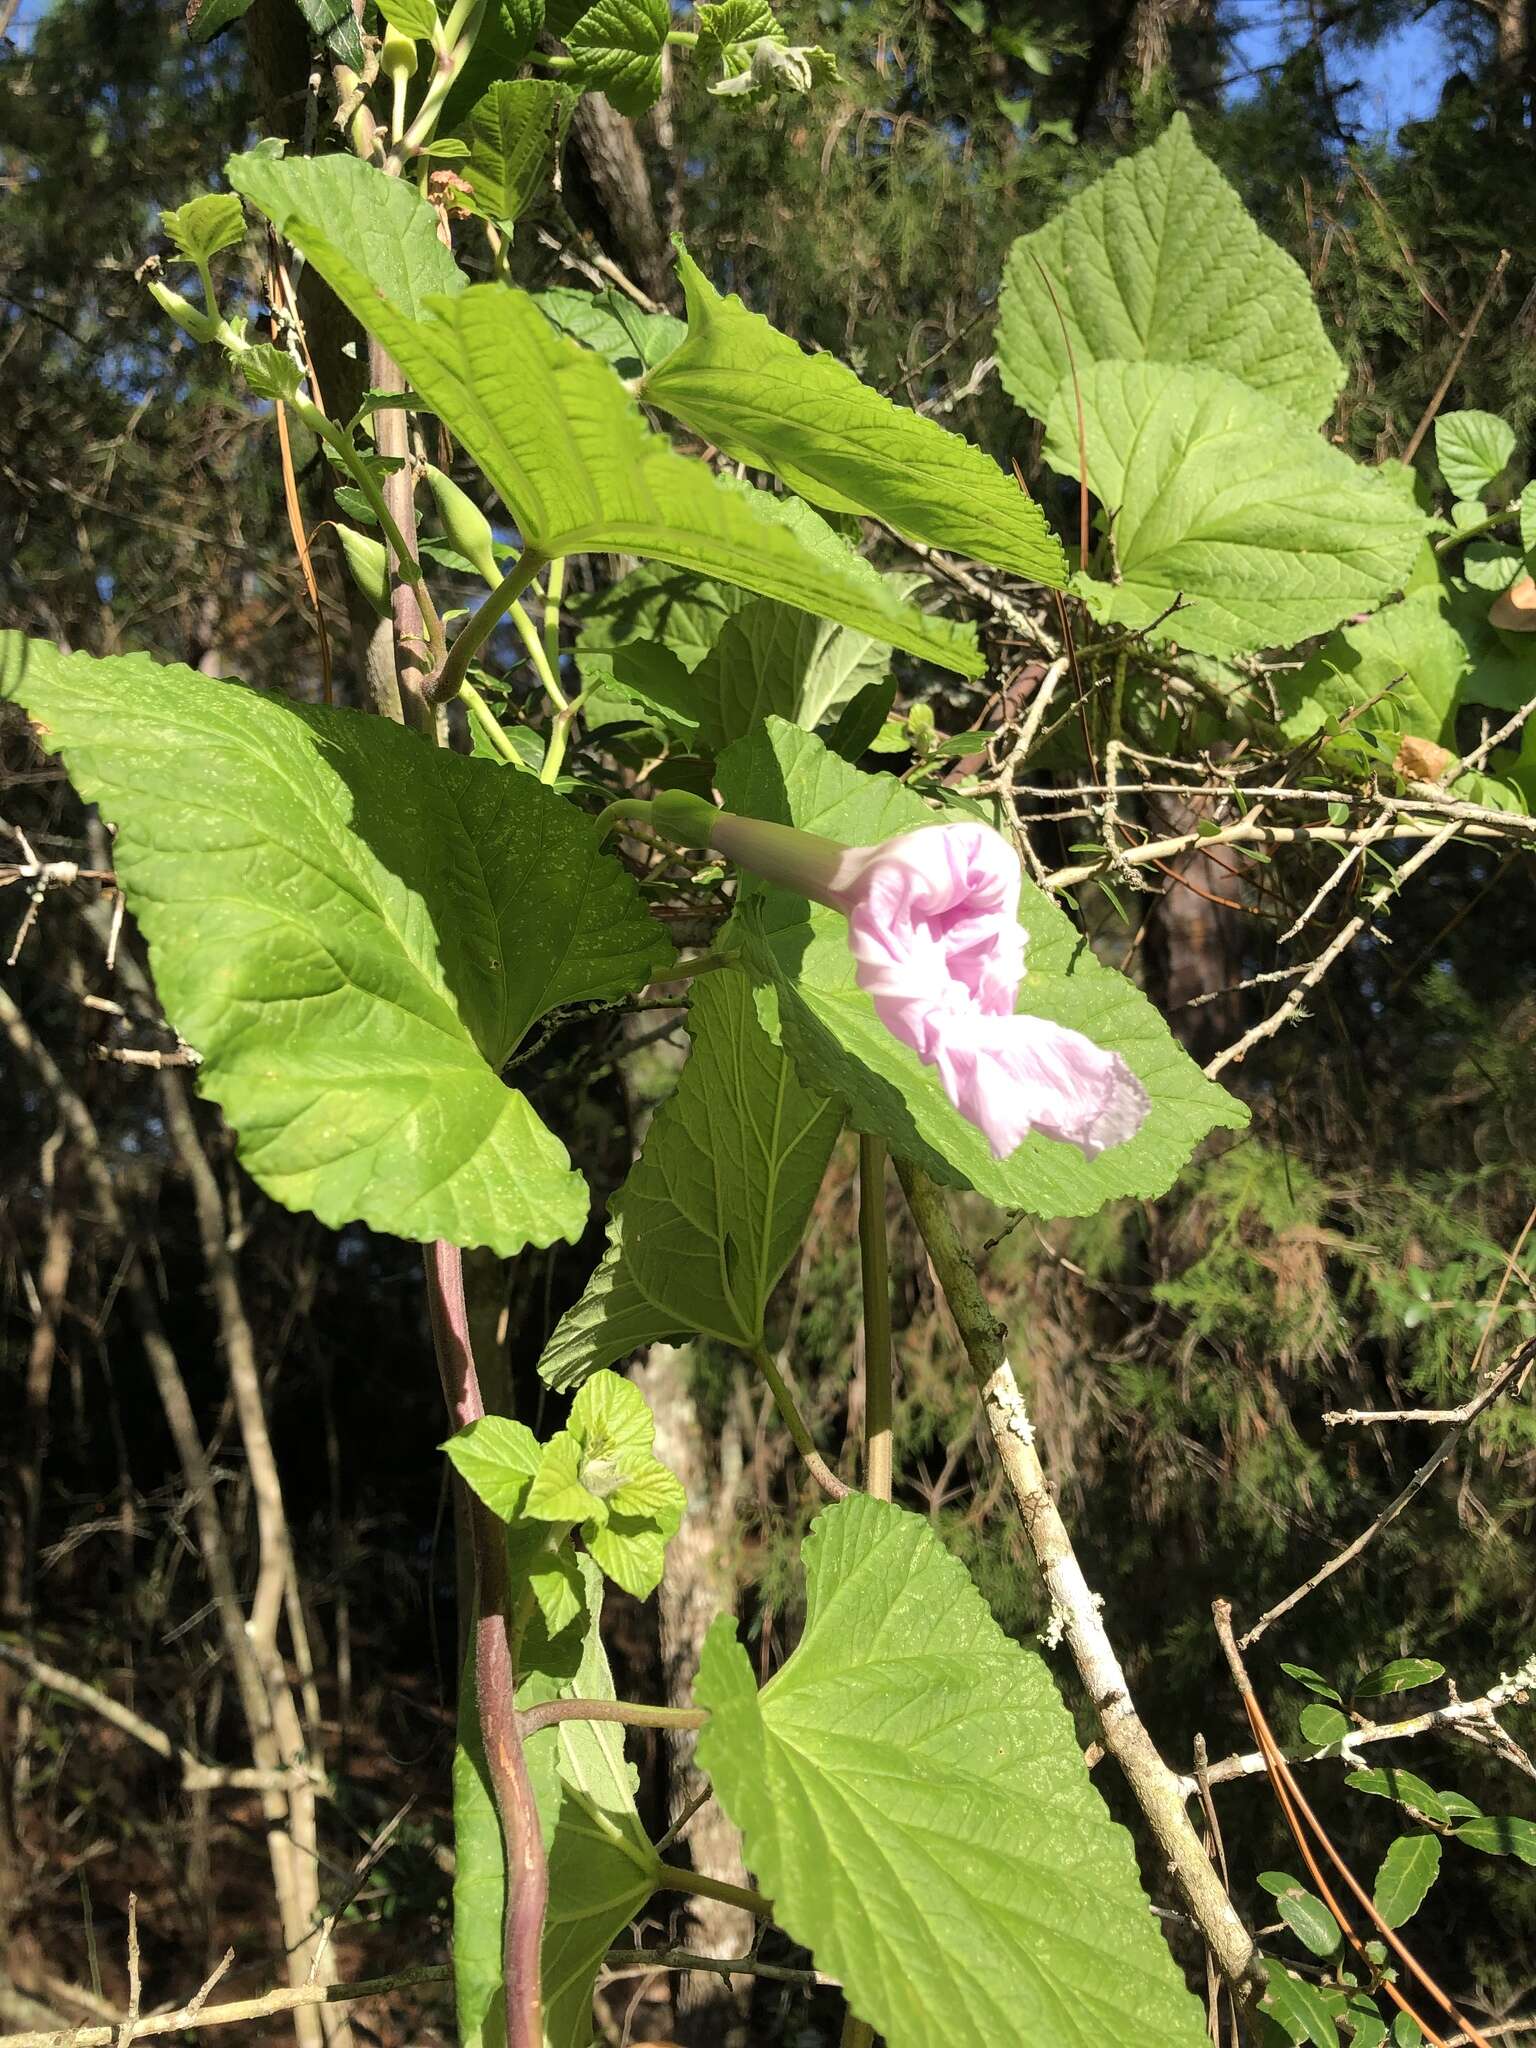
700,809,1150,1162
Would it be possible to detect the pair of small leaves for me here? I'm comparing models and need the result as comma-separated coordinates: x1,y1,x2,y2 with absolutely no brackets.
444,1372,686,1601
1260,1829,1440,1961
1281,1657,1445,1705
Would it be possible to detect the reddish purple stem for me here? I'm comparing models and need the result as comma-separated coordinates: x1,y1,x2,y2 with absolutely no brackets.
428,1238,547,2048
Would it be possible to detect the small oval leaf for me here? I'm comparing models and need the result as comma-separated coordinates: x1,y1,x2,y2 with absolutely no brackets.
1372,1835,1442,1928
1353,1658,1445,1699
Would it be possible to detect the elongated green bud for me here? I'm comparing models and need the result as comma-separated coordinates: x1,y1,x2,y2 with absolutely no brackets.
337,525,390,616
146,277,219,345
381,22,419,79
424,464,500,586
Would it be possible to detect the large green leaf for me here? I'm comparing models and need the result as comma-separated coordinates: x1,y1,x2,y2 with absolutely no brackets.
1042,360,1423,657
644,243,1066,585
226,152,982,676
539,970,842,1389
454,1560,659,2048
716,721,1246,1218
695,1496,1211,2048
1,636,669,1254
563,0,669,113
457,81,574,224
998,113,1343,428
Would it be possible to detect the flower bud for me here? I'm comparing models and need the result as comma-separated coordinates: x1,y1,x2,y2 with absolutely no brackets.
423,464,500,586
336,525,390,616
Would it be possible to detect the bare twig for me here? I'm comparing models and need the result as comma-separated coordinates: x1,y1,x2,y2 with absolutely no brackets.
1401,249,1512,466
0,1642,325,1793
0,1967,453,2048
1206,818,1464,1078
1240,1339,1534,1648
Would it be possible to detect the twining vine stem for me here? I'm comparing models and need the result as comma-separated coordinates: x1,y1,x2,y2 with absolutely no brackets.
751,1343,850,1500
426,1243,548,2048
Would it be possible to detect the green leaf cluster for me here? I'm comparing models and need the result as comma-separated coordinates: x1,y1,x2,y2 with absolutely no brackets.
445,1373,686,1599
225,150,983,675
998,115,1422,655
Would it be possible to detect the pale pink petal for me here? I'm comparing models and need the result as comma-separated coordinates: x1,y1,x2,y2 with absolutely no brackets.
838,821,1149,1160
837,823,1024,1019
928,1011,1150,1161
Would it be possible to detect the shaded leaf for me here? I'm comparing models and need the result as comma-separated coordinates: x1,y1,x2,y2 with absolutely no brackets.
536,286,686,375
441,0,548,130
1454,1814,1536,1864
457,80,575,224
1263,1962,1340,2048
538,972,842,1387
1344,1768,1450,1826
455,1560,658,2048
